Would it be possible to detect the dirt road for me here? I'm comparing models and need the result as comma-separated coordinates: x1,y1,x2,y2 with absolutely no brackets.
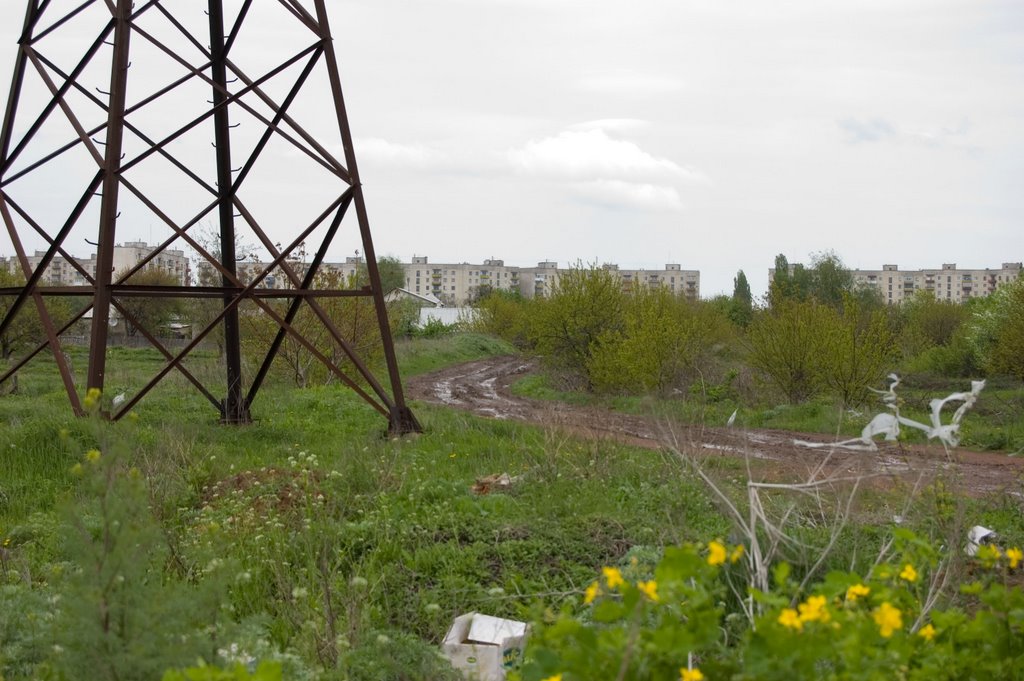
406,355,1024,498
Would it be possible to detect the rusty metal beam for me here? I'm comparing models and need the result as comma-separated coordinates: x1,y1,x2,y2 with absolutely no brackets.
85,0,133,395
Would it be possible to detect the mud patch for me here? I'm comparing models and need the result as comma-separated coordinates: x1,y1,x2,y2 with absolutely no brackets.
405,355,1024,498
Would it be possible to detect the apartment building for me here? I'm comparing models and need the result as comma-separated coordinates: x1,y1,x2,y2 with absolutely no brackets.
853,263,1022,304
404,256,522,305
403,258,700,305
183,255,701,306
3,241,191,286
767,261,1022,305
605,263,700,299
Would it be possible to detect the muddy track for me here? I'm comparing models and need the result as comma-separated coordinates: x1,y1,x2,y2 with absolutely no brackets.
406,355,1024,498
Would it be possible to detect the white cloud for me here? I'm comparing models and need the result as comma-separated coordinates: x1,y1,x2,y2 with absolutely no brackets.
571,179,683,211
575,70,684,96
354,137,441,167
569,119,651,133
507,128,704,183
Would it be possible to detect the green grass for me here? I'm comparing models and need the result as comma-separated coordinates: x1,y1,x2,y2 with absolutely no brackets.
1,333,1021,680
0,334,724,679
512,369,1024,453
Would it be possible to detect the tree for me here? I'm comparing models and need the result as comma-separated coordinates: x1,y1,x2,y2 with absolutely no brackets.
529,263,625,385
588,286,717,394
808,251,854,309
0,266,73,360
240,269,384,388
115,267,187,338
899,290,969,357
768,254,810,305
729,270,753,327
972,279,1024,381
818,295,898,407
746,299,831,403
355,255,406,294
476,288,532,348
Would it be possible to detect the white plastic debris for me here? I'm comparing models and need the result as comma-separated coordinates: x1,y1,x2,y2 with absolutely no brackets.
726,409,737,427
794,376,985,452
442,613,528,681
965,526,998,557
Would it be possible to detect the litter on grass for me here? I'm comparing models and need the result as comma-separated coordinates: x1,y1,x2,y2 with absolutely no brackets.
442,613,528,681
794,375,985,452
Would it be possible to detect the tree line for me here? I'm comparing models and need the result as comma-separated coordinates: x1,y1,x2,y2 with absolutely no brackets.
476,253,1024,406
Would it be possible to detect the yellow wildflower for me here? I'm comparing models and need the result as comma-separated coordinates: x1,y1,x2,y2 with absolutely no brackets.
918,623,936,642
637,580,659,602
680,668,705,681
777,608,803,631
872,602,903,638
85,449,101,464
83,387,101,409
541,675,562,681
70,463,83,476
602,566,624,589
584,581,601,604
845,583,870,602
797,595,830,624
1006,547,1023,570
976,544,1002,568
899,563,918,583
729,545,745,564
707,540,727,567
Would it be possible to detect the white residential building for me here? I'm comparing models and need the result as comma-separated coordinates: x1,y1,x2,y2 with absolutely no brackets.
4,241,191,286
768,261,1022,304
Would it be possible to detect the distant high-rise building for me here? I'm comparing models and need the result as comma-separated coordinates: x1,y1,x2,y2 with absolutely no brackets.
767,261,1022,304
3,241,191,286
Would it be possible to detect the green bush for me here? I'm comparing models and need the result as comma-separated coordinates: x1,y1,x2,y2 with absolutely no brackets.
588,287,728,395
529,265,625,382
476,289,534,349
515,534,1024,680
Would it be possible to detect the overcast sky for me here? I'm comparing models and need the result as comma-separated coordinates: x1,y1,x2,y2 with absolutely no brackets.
1,0,1022,298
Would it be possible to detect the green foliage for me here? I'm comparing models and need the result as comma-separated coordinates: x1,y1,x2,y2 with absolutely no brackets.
115,267,188,338
413,317,458,339
49,414,236,681
818,296,899,407
729,270,753,327
0,267,75,366
516,534,1024,680
475,289,533,349
530,264,625,382
240,270,383,388
337,629,461,681
588,287,728,394
162,661,282,681
899,290,970,355
746,299,831,403
370,255,407,295
979,279,1024,380
769,252,870,312
748,297,897,406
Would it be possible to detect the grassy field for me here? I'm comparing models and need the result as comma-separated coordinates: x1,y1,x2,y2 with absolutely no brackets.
1,333,1021,679
511,370,1024,454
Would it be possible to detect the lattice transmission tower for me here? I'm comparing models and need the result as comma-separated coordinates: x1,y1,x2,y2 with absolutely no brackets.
0,0,420,433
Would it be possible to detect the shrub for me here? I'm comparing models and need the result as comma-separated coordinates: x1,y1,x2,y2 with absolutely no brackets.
746,299,831,403
514,534,1024,681
588,288,725,395
475,289,534,349
529,265,625,383
818,297,899,407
